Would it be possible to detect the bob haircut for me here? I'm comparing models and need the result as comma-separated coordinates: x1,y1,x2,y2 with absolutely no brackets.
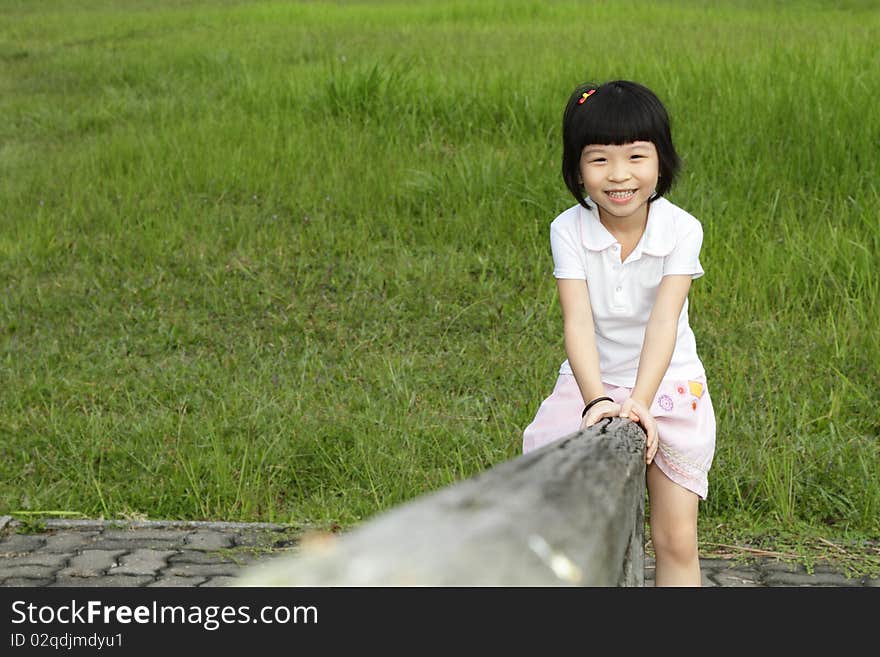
561,80,681,210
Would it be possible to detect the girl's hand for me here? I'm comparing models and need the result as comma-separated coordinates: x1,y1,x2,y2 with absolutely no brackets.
619,398,659,464
580,400,621,430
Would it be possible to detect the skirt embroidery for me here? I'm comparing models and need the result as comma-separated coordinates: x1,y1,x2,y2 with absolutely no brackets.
658,441,712,479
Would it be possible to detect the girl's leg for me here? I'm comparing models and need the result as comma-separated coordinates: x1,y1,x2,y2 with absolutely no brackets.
647,463,701,586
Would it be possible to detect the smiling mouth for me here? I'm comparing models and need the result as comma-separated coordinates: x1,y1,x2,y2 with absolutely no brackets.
606,189,637,201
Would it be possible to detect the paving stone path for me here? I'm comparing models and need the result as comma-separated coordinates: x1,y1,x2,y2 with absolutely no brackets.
0,517,874,587
0,518,298,588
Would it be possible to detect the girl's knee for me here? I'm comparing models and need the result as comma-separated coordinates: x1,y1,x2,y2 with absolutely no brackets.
651,521,698,563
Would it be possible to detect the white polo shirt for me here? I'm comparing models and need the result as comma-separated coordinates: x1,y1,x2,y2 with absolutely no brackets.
550,196,706,387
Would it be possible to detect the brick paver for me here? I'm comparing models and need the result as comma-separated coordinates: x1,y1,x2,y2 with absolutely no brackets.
200,576,241,587
148,575,208,587
185,530,235,551
165,562,243,578
169,550,236,565
111,549,177,576
59,550,127,578
710,568,763,586
0,520,873,587
51,575,155,587
3,578,54,587
43,532,99,553
0,565,60,579
0,534,45,553
1,553,68,568
764,571,860,587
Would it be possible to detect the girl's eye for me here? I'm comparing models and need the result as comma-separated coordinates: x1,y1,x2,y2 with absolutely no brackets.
631,155,644,160
590,158,606,163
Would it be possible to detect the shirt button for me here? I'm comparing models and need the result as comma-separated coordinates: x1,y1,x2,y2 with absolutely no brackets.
615,286,622,292
612,244,620,251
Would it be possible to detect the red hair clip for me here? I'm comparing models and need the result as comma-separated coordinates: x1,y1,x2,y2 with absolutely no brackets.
578,89,596,104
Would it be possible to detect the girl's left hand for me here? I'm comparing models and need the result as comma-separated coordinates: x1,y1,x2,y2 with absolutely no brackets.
618,398,658,464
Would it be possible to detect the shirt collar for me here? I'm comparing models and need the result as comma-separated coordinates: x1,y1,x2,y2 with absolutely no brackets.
579,197,676,257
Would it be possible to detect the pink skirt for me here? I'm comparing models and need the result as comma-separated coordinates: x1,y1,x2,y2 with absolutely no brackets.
522,374,716,499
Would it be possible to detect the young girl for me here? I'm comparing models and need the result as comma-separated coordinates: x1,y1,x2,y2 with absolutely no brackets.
522,80,716,587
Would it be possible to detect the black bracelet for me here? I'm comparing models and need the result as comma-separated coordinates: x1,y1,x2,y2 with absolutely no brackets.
582,396,614,418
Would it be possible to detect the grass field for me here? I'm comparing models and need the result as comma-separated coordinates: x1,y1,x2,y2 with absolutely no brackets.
2,0,878,569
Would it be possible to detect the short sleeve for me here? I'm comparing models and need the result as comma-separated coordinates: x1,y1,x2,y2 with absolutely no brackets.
662,223,704,279
550,220,587,279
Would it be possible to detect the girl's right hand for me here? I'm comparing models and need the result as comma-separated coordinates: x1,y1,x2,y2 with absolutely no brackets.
579,400,621,430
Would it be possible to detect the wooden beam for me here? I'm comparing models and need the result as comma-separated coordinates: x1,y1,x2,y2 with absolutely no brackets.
238,417,646,586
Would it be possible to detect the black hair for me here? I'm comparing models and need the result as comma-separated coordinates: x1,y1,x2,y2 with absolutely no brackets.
561,80,680,210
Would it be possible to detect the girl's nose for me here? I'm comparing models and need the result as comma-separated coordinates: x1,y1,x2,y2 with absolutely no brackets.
608,161,631,182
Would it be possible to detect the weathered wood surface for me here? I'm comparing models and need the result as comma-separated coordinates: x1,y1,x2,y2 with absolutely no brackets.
238,417,646,586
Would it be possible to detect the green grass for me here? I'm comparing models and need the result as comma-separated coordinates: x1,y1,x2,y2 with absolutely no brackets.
2,0,878,563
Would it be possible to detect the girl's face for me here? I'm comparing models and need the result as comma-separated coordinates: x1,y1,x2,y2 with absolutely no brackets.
579,141,660,226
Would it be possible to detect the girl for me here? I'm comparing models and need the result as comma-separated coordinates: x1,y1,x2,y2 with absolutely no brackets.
522,80,716,587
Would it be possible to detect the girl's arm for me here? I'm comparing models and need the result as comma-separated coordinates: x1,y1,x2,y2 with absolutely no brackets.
630,274,694,407
556,279,607,404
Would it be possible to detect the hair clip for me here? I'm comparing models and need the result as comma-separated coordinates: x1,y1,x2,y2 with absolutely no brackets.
578,89,596,104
